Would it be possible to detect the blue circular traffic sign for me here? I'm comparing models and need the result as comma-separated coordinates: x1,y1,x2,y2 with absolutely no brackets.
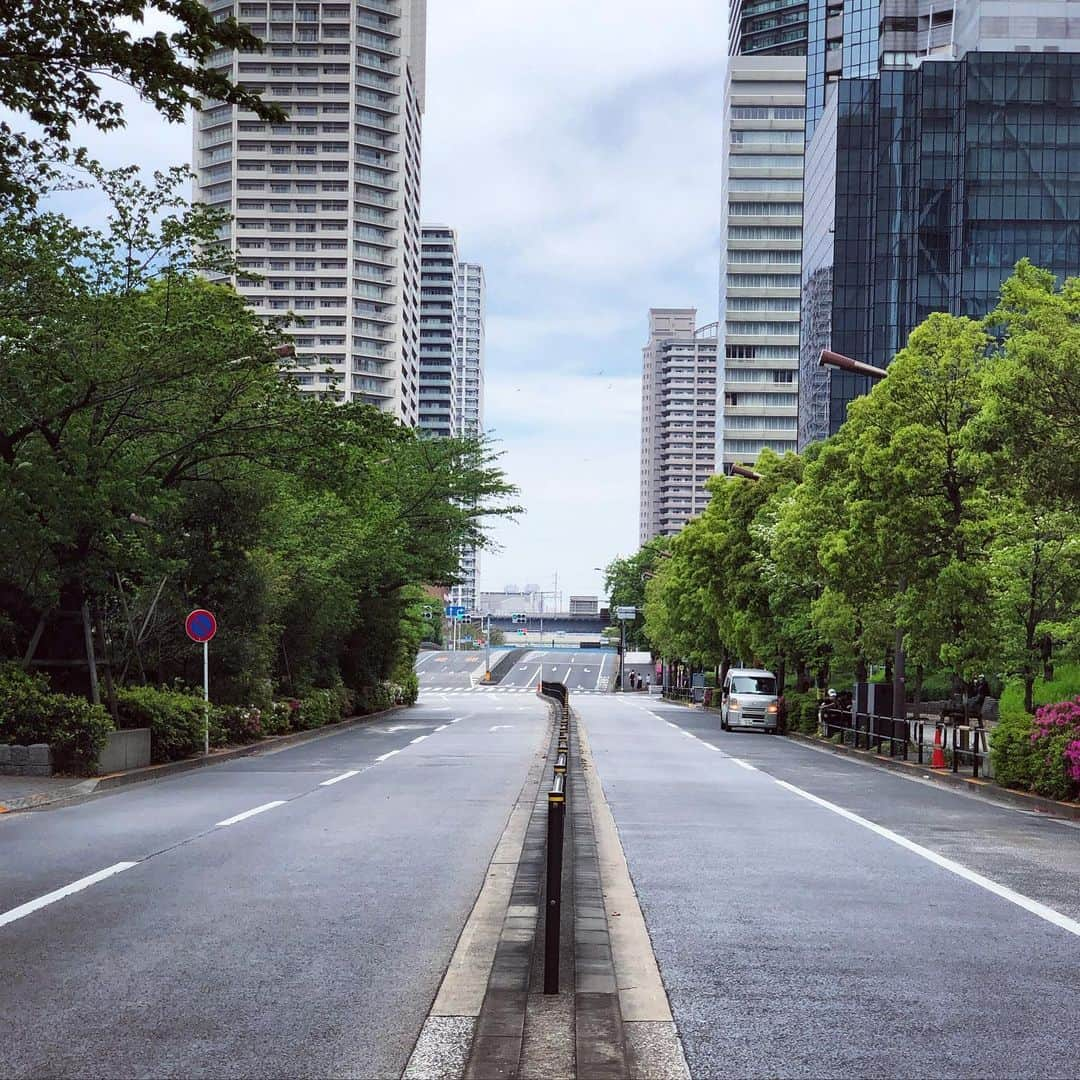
185,609,217,643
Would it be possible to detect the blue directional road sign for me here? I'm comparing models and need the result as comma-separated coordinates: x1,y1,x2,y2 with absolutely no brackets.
445,605,467,618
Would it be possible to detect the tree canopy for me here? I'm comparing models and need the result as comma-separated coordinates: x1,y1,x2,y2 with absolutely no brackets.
0,1,282,205
635,264,1080,712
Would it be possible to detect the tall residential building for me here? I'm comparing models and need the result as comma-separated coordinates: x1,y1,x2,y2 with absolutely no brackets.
417,226,486,612
418,225,458,437
799,4,1080,446
730,0,810,57
193,0,427,422
639,310,719,545
456,262,486,437
718,56,805,474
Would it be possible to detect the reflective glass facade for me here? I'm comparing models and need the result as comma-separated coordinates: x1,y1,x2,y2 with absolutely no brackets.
731,0,810,56
801,51,1080,441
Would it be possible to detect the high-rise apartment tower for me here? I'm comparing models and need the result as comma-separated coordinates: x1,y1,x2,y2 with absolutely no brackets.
639,310,719,544
730,0,810,56
418,225,458,437
193,0,427,422
719,57,805,474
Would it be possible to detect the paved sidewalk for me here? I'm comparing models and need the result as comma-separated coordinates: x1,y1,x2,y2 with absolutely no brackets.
0,774,97,812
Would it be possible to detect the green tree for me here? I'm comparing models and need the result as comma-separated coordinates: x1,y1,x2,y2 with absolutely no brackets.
0,1,282,204
603,537,670,650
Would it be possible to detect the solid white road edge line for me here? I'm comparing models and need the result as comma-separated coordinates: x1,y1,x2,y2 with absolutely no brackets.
0,862,138,930
375,749,400,762
215,801,287,828
774,779,1080,938
319,769,360,787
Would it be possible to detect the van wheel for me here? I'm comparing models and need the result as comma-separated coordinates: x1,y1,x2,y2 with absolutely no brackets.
721,720,730,732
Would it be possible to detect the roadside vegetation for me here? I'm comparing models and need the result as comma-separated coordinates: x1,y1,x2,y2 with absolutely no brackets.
0,15,518,771
607,263,1080,800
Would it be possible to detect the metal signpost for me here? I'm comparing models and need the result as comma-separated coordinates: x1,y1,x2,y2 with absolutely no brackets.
615,607,636,690
185,609,218,755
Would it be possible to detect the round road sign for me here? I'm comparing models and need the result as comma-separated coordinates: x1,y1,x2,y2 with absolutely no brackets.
185,609,218,643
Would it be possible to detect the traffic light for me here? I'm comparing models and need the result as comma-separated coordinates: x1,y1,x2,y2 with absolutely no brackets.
511,612,525,624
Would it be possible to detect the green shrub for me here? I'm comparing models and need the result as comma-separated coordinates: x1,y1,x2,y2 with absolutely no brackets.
218,705,263,744
999,663,1080,716
1030,730,1075,801
295,689,336,730
356,682,394,714
990,711,1038,790
116,686,207,764
332,684,355,719
0,664,113,774
262,701,294,736
399,672,418,706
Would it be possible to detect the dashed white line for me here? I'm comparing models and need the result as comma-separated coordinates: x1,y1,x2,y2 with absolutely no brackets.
215,801,287,827
435,724,448,731
320,770,360,787
666,721,679,729
773,779,1080,938
410,735,428,744
0,862,138,930
731,759,758,771
375,749,400,762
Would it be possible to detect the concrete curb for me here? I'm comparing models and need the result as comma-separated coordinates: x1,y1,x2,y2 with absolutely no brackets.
0,705,406,814
786,732,1080,821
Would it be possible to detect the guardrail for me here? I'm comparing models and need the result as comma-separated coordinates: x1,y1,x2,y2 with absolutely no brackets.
819,708,990,778
663,688,692,703
539,681,570,994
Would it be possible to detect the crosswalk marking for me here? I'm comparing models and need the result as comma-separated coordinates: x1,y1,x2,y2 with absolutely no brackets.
419,686,610,696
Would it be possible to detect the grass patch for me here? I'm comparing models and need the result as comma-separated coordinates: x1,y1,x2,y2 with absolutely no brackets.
999,663,1080,715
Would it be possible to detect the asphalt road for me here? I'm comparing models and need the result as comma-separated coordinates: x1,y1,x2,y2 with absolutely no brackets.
0,696,550,1079
498,649,615,692
581,694,1080,1079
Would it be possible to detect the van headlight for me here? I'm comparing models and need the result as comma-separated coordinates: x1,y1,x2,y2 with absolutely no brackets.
767,703,778,714
729,697,740,710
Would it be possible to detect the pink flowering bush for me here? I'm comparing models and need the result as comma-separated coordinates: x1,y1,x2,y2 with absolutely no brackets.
1029,698,1080,799
992,699,1080,801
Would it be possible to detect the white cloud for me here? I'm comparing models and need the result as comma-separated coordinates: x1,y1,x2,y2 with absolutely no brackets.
423,1,727,597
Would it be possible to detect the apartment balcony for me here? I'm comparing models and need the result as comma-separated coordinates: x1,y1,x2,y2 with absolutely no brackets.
357,31,401,56
357,0,402,16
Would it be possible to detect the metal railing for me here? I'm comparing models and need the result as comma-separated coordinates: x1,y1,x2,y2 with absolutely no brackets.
663,687,692,703
819,708,990,778
540,682,570,994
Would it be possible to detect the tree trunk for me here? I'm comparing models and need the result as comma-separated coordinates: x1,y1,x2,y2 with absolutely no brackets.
796,658,810,693
775,656,786,693
1041,633,1054,682
1024,674,1035,715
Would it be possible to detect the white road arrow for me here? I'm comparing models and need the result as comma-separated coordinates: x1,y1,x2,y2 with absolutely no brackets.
489,725,515,732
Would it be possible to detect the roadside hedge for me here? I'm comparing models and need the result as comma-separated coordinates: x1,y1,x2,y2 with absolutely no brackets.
116,686,208,764
0,665,113,774
990,700,1080,802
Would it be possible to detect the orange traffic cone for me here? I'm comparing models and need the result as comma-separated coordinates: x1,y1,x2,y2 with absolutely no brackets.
931,725,946,769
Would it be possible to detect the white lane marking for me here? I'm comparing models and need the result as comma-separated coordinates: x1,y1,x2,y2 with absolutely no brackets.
435,724,448,731
216,801,287,827
410,736,428,744
666,721,679,729
731,759,758,771
489,725,514,732
774,779,1080,938
0,863,138,930
682,731,697,739
376,749,400,762
320,769,360,787
449,718,460,724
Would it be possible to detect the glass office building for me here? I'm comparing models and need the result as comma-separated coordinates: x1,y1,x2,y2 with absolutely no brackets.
800,50,1080,443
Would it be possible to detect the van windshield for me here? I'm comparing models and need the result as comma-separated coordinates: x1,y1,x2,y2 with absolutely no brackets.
730,676,776,696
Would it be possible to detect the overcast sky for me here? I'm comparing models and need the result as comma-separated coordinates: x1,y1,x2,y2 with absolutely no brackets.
51,0,728,605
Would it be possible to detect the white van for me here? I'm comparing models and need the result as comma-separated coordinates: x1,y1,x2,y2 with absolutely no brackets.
720,668,780,734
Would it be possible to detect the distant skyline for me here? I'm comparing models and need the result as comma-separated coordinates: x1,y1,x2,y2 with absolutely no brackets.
37,1,728,603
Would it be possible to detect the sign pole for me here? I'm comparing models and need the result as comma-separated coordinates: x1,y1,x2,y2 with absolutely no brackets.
203,639,210,755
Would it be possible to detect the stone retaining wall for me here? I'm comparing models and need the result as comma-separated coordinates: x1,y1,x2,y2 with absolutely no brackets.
0,743,53,777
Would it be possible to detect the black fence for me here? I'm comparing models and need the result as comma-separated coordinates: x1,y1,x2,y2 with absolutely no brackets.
540,682,570,994
820,708,990,778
